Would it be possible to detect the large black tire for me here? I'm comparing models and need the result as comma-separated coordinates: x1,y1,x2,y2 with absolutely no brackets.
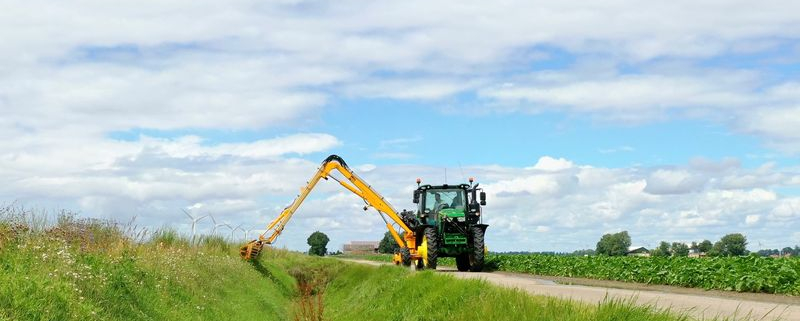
469,226,485,272
455,254,470,271
399,247,412,267
423,226,438,270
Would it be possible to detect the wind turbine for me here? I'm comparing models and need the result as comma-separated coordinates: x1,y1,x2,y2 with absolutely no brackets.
229,223,243,241
243,227,260,240
242,228,250,240
209,215,227,236
182,209,208,245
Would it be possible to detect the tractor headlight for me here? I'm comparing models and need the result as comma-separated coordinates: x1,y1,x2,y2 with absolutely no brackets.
456,217,465,222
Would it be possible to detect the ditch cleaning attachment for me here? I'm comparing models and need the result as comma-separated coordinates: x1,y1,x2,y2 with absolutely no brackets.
240,240,263,260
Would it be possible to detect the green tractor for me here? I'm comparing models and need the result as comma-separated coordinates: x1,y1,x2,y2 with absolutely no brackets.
401,178,488,272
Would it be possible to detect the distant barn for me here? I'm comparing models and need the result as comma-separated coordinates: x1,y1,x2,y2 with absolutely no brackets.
342,241,379,255
626,246,650,257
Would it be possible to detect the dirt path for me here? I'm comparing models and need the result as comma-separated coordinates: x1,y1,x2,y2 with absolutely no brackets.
339,259,800,321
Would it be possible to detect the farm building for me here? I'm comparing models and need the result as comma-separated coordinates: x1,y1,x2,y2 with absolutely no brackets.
689,251,708,258
342,241,379,255
626,246,650,257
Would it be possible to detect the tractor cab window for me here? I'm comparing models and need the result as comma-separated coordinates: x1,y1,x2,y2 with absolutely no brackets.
423,189,466,214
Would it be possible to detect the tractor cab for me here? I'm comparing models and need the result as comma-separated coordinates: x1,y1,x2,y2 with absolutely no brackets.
419,186,465,223
413,180,486,226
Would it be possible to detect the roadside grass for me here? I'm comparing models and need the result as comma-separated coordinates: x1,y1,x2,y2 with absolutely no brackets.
324,263,689,321
0,206,295,321
279,255,721,321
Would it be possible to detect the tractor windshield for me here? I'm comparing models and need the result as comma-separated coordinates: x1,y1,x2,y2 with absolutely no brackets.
424,188,466,213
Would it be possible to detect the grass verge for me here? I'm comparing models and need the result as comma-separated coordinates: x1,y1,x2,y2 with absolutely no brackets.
0,208,295,321
276,254,712,321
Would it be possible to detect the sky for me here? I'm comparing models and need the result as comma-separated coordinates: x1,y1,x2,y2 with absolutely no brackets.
1,0,799,253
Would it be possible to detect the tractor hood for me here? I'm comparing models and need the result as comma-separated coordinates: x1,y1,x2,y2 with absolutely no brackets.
439,208,465,218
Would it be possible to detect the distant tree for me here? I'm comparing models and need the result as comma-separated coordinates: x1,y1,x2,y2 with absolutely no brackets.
782,247,794,256
378,231,401,254
572,249,596,256
697,240,713,253
671,242,690,257
757,249,779,257
596,231,632,256
711,233,748,257
307,231,329,256
651,241,671,257
690,241,699,252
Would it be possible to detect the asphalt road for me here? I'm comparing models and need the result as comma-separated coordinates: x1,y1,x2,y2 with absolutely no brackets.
341,259,800,321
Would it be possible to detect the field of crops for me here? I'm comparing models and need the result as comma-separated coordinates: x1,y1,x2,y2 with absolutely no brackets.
492,254,800,295
346,254,800,295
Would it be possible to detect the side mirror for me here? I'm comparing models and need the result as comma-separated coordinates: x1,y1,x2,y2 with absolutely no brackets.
479,192,486,206
413,190,420,204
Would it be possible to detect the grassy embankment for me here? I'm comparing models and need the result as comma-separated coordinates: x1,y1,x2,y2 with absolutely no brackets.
344,253,800,295
0,211,295,320
1,207,720,321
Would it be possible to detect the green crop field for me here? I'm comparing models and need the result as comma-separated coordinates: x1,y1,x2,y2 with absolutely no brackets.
347,253,800,295
491,254,800,295
0,213,722,321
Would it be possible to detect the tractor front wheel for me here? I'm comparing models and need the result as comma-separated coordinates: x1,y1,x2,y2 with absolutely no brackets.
469,226,485,272
422,226,439,269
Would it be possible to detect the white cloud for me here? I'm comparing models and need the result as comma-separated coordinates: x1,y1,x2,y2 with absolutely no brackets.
478,68,800,151
529,156,574,171
481,73,755,115
644,169,707,195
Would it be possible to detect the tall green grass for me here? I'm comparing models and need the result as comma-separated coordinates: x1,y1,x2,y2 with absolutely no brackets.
324,265,690,321
274,255,711,321
0,207,295,321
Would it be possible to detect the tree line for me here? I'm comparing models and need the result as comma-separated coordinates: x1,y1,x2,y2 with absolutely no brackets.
595,231,796,257
329,230,798,258
756,246,800,257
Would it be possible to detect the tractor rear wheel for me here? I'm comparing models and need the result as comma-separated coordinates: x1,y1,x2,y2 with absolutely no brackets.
455,254,470,271
399,247,412,267
469,226,485,272
422,226,438,269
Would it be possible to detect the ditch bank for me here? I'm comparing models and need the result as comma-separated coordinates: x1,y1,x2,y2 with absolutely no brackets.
268,252,707,321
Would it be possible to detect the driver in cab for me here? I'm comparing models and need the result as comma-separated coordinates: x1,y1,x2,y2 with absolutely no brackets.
433,193,447,212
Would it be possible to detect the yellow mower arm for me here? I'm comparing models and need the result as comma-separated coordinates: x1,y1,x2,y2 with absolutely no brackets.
240,155,418,261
